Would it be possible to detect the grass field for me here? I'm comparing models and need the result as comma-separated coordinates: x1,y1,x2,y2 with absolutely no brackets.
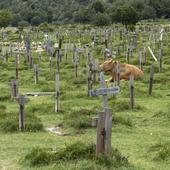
0,22,170,170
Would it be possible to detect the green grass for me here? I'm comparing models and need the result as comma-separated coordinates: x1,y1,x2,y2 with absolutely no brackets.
0,21,170,170
23,141,129,169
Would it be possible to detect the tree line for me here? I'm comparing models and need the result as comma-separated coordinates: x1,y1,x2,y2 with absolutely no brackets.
0,0,170,28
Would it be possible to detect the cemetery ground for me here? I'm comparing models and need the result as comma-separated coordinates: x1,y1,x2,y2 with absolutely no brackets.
0,23,170,170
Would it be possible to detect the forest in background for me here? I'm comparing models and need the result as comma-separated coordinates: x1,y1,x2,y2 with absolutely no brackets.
0,0,170,27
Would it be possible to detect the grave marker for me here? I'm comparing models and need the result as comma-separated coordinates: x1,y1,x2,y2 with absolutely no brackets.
55,73,60,112
16,95,29,131
15,54,19,79
129,75,134,109
158,49,163,73
34,64,39,84
148,64,154,95
90,72,120,157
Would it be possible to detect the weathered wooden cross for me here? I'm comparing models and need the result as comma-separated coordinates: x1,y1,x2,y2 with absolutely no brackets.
90,72,120,158
16,95,29,131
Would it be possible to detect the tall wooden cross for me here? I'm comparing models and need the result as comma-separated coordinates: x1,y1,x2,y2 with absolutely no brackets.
90,72,120,157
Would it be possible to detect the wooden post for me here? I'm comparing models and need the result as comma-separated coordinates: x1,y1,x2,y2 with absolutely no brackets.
87,63,93,96
17,95,29,131
92,59,99,83
56,52,60,73
126,47,130,64
96,111,106,155
75,60,78,78
11,80,19,100
104,108,112,156
15,54,19,79
5,51,8,63
29,56,33,69
49,57,52,76
143,47,147,65
148,64,154,95
158,49,163,73
55,73,60,112
58,38,62,62
64,44,67,61
34,64,39,84
115,63,120,86
129,75,134,109
73,44,76,63
139,51,143,70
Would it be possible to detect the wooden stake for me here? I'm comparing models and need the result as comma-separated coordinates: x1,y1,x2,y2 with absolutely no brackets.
17,95,29,131
129,75,134,109
148,64,154,95
10,80,19,100
34,64,39,84
15,54,19,79
55,73,60,112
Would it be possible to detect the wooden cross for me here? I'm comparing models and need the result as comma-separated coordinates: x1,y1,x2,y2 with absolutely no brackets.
90,72,120,158
16,95,29,131
91,72,120,108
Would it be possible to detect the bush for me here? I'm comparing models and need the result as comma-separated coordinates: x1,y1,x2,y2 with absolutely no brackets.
18,20,30,28
93,13,111,26
31,16,42,26
39,22,54,32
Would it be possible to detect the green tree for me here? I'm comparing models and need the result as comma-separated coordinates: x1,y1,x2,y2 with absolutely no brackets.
92,0,105,13
11,14,22,27
141,5,156,19
0,9,12,28
93,13,111,26
112,6,139,29
31,16,41,26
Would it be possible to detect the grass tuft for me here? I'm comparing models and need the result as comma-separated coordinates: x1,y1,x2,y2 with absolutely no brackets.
149,142,170,161
63,108,96,129
23,141,129,168
0,112,44,132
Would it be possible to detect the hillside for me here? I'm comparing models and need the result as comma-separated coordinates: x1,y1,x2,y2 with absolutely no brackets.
0,0,170,26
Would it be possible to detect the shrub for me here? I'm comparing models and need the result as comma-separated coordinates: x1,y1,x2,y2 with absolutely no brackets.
93,13,111,26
